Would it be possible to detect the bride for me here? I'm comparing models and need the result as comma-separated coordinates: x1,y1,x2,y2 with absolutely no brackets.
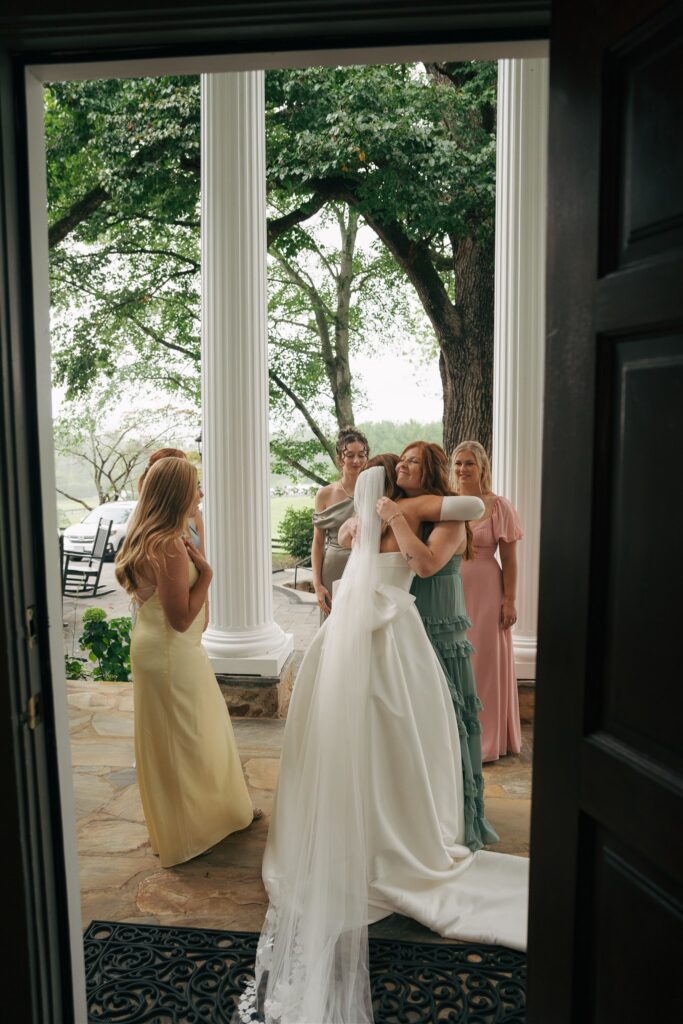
236,466,529,1024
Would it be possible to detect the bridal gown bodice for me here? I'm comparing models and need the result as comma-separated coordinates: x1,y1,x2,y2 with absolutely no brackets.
263,551,529,954
373,550,414,586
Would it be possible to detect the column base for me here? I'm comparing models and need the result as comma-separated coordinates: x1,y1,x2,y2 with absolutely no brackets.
518,679,535,725
207,630,293,677
514,632,537,681
217,651,297,718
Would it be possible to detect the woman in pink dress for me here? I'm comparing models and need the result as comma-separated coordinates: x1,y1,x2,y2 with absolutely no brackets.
451,441,523,762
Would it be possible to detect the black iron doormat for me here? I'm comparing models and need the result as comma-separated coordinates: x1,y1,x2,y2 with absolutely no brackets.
84,920,526,1023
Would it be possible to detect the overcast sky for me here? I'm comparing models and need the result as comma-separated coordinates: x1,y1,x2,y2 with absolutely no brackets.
352,348,442,422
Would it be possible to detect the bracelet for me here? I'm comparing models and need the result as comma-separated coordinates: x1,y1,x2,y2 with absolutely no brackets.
386,512,404,527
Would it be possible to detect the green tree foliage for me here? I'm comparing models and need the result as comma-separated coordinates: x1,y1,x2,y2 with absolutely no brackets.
45,61,497,472
46,78,202,401
266,62,498,452
358,420,443,456
268,204,417,481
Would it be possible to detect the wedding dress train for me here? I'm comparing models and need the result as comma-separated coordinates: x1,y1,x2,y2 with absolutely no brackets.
236,468,528,1024
265,553,528,950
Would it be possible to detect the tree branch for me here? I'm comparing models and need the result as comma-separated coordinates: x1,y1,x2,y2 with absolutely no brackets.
270,447,329,487
268,369,336,461
105,247,200,270
267,194,328,246
306,178,461,345
55,489,93,512
429,248,455,272
49,186,110,248
126,313,200,360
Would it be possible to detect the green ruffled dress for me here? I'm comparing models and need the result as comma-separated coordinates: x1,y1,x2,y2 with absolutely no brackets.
410,552,499,852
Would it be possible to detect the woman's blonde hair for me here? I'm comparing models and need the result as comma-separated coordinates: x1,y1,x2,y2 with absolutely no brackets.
450,440,493,495
116,457,198,594
138,447,187,493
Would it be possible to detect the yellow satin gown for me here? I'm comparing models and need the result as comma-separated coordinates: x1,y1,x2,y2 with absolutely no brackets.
131,562,252,867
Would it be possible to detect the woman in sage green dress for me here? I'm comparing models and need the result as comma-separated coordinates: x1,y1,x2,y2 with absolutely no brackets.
311,428,369,621
379,441,499,852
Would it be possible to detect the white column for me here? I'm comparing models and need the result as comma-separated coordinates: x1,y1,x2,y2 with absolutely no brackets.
201,71,292,676
491,58,549,681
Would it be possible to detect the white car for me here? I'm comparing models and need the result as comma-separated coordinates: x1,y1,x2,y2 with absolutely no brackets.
63,501,137,561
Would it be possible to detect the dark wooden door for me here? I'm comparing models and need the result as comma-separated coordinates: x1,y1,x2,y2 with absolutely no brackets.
528,1,683,1021
0,53,76,1023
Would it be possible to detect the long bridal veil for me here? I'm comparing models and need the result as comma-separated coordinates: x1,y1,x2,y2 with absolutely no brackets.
236,466,385,1024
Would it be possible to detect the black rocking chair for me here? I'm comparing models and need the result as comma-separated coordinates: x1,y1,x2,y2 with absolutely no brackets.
62,518,114,597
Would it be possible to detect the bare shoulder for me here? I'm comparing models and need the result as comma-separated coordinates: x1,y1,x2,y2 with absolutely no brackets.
156,537,187,575
163,536,186,557
314,483,336,511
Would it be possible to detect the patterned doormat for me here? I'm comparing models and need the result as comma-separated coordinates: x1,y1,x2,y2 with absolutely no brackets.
84,920,526,1023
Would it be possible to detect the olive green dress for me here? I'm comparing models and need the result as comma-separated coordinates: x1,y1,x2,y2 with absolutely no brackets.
312,496,354,622
410,550,499,852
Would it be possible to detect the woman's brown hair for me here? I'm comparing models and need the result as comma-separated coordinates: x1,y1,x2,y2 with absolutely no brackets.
335,427,370,468
116,457,198,594
398,441,453,496
138,447,187,493
399,441,474,559
364,453,404,500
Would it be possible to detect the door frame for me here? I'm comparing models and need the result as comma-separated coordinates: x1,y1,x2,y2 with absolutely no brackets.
0,4,551,1021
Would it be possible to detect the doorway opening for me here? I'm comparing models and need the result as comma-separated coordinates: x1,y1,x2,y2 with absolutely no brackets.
25,37,547,1018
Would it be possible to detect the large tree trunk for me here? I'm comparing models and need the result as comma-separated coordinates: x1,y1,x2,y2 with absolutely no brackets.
330,206,359,428
441,235,495,455
339,192,494,456
355,216,495,456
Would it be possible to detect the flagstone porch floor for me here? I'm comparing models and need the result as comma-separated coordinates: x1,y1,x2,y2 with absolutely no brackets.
66,562,532,942
71,681,532,942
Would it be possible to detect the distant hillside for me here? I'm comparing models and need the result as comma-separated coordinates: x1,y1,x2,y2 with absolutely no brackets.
358,420,443,456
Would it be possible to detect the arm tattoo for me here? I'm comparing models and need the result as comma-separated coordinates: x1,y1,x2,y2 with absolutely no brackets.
403,551,414,563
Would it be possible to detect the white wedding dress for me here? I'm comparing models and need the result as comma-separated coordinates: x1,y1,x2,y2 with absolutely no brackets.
235,469,528,1024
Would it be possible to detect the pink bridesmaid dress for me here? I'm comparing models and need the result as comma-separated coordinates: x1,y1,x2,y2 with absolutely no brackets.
460,496,523,762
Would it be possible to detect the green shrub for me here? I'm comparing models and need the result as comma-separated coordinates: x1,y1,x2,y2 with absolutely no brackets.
83,607,106,623
278,505,314,561
80,607,132,682
64,654,87,680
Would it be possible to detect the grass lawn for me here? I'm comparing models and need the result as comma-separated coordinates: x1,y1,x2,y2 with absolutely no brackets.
270,494,314,537
270,494,314,571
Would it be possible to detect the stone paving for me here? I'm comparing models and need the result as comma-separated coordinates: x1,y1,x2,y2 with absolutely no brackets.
66,564,532,942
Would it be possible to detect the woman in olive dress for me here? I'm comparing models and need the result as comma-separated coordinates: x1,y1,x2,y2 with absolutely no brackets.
311,428,369,620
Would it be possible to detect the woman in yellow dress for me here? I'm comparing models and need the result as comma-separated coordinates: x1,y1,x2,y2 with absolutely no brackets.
115,457,255,867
